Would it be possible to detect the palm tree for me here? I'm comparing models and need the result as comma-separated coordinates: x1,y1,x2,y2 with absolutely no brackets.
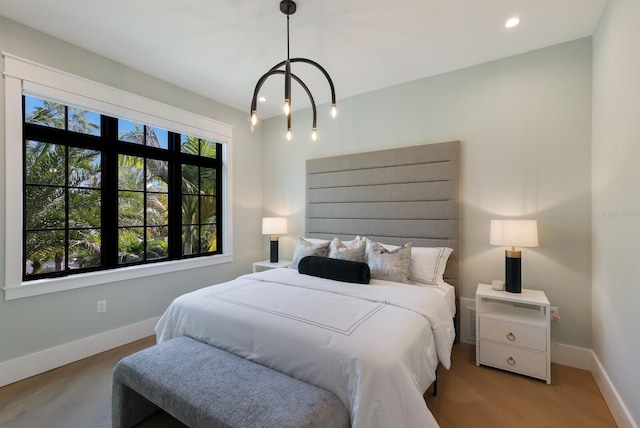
24,100,101,274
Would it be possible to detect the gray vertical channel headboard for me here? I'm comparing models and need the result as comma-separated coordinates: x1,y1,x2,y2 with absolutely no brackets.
305,141,460,291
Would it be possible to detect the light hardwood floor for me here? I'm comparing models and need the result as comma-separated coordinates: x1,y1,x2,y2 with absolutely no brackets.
0,338,616,428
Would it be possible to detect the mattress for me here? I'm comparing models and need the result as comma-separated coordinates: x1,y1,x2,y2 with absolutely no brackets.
155,268,455,428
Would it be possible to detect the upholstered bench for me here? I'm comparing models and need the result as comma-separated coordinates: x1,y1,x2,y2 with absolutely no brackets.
112,336,350,428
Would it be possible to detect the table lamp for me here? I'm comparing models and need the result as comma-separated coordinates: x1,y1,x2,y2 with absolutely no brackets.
490,219,539,293
262,217,287,263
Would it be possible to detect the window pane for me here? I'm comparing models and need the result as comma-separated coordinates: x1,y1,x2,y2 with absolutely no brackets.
24,96,65,129
25,141,66,185
68,106,101,136
118,155,145,191
148,126,168,149
69,229,101,269
200,167,216,195
118,191,144,226
182,195,199,224
182,225,199,255
69,189,101,228
118,227,144,264
180,135,199,154
25,185,65,229
200,196,216,223
181,164,198,193
200,139,217,158
118,119,144,144
146,193,168,226
146,226,168,260
146,159,168,192
25,230,65,275
69,147,101,188
200,224,217,253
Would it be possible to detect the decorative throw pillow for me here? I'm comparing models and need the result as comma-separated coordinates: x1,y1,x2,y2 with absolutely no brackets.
298,256,370,284
409,247,454,285
289,237,330,270
367,242,412,283
328,237,366,262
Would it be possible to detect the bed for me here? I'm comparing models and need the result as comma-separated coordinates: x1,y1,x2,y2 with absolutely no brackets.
155,141,460,427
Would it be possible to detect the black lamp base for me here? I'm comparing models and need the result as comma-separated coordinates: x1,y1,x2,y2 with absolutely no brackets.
269,238,279,263
505,251,521,293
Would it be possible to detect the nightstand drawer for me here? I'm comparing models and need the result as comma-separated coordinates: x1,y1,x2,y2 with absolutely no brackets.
479,316,546,352
479,341,547,379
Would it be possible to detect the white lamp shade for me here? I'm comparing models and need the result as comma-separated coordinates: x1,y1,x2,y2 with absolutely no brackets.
262,217,287,235
490,219,539,247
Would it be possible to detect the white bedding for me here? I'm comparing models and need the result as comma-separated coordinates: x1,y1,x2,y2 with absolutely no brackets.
155,268,455,428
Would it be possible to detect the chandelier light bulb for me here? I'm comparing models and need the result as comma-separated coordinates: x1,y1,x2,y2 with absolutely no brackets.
331,104,337,118
286,130,292,141
311,129,318,141
284,100,291,116
251,112,258,126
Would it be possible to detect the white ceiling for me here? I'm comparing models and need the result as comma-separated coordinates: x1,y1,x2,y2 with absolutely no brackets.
0,0,607,119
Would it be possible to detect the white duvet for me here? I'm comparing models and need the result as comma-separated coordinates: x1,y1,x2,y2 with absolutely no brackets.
155,268,455,428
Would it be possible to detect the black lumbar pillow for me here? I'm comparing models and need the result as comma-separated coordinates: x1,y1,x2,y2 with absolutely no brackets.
298,256,371,284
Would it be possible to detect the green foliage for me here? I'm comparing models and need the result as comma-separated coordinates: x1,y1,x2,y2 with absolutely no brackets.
24,101,218,275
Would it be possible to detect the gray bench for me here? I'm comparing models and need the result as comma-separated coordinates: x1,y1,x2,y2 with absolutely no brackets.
112,336,350,428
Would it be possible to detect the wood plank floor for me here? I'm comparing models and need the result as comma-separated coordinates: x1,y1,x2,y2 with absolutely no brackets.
0,338,616,427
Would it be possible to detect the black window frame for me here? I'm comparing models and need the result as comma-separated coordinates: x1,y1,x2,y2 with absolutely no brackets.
22,96,223,281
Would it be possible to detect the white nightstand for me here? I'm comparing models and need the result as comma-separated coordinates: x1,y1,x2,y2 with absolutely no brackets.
475,283,551,384
252,260,291,273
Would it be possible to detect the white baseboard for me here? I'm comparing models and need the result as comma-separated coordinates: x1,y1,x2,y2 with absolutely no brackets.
590,351,638,428
0,316,159,388
550,341,593,370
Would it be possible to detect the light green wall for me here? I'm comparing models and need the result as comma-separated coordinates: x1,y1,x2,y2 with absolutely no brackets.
0,15,264,362
592,0,640,421
262,38,593,348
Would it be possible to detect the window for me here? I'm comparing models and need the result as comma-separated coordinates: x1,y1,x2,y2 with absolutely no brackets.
4,53,233,299
23,96,223,280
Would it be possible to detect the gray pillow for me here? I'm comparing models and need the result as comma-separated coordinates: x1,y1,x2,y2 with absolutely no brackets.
289,237,330,270
328,237,366,262
368,242,412,283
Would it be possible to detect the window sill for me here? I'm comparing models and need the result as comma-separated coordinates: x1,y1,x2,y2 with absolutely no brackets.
3,253,233,300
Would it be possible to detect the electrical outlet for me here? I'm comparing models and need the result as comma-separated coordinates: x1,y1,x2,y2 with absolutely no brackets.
550,306,560,321
97,299,107,314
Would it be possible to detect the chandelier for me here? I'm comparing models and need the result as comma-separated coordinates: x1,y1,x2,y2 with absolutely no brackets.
250,0,337,141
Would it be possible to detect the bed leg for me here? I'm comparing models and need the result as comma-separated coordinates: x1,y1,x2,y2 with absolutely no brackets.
433,368,438,397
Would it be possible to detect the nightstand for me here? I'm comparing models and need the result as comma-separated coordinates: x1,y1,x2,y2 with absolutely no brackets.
475,283,551,384
252,260,291,273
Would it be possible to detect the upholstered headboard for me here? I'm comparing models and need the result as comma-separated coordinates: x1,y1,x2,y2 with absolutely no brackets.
305,141,460,292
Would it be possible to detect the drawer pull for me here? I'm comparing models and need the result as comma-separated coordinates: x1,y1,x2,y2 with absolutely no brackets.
507,332,516,341
507,356,516,366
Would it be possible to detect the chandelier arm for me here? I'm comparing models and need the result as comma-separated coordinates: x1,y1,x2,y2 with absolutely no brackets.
290,58,337,105
250,68,282,114
250,70,317,131
264,58,336,106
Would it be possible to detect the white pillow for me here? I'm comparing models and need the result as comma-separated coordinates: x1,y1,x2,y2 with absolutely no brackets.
409,247,453,285
367,242,412,283
289,237,330,270
328,237,366,262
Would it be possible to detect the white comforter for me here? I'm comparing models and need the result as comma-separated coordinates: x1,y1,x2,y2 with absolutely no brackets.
155,268,455,428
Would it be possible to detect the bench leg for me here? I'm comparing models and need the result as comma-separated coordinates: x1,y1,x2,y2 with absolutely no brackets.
112,378,161,428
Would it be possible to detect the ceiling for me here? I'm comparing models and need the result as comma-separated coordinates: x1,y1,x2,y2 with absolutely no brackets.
0,0,607,119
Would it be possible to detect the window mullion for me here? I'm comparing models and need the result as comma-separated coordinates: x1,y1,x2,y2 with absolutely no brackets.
102,116,119,268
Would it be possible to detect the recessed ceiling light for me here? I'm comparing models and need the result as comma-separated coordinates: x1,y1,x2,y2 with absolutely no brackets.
505,17,520,28
258,96,267,102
